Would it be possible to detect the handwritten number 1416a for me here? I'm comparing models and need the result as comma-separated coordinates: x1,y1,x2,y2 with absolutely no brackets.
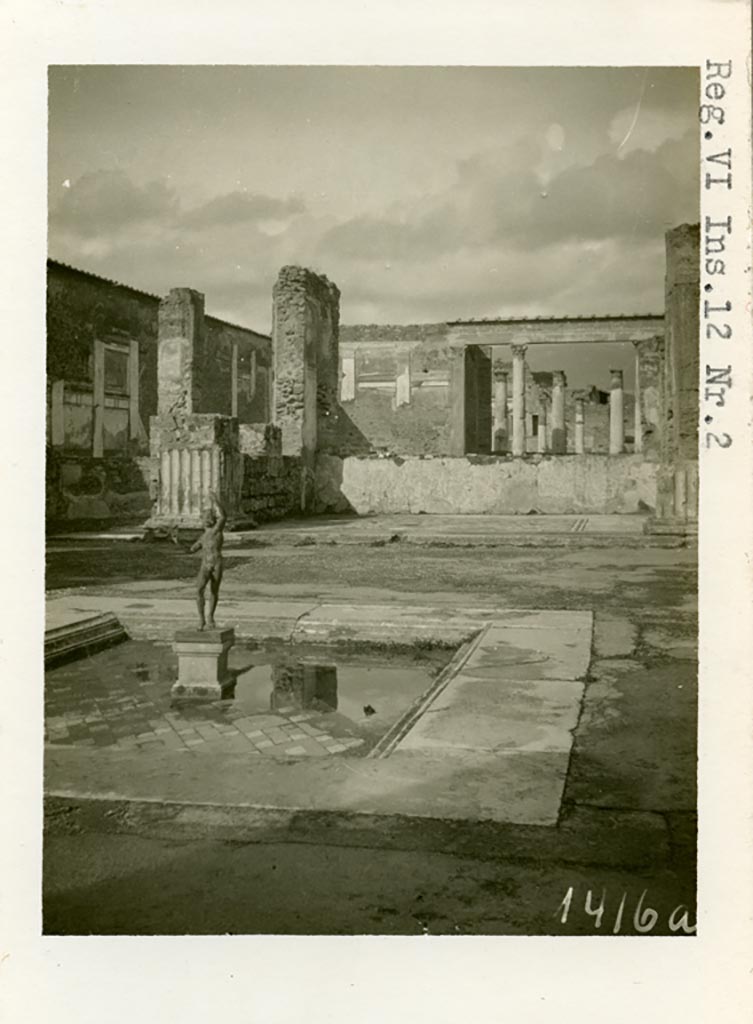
557,887,696,934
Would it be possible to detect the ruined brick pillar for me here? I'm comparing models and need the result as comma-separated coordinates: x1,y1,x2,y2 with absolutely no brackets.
551,370,567,454
145,287,243,531
272,265,340,511
511,344,527,456
609,369,625,454
157,288,205,416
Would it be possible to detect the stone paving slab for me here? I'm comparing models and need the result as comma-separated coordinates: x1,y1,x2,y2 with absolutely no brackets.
46,594,319,642
46,743,571,826
409,678,585,754
394,614,591,815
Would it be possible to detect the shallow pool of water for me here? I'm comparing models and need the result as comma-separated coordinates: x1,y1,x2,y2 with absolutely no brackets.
45,640,452,758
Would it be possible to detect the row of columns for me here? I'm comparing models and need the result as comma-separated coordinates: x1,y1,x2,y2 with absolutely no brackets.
492,345,628,456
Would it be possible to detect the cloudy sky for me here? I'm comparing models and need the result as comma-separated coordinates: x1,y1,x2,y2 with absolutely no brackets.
48,65,699,335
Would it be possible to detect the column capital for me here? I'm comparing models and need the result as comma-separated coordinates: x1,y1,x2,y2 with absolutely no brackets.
610,369,624,389
511,344,528,359
632,335,664,356
552,370,567,388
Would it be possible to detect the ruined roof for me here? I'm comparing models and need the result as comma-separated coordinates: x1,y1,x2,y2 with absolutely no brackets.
446,313,663,325
47,258,271,339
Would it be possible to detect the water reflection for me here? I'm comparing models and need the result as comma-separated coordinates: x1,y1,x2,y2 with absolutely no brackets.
270,662,338,712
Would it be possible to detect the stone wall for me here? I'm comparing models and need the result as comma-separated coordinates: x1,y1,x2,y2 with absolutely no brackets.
47,260,160,435
239,422,282,457
239,455,302,523
206,316,270,423
338,322,644,457
48,260,272,434
334,387,449,455
46,447,151,524
314,453,658,516
47,261,274,526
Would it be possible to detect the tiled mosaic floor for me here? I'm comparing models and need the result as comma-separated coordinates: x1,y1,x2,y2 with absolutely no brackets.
45,641,441,759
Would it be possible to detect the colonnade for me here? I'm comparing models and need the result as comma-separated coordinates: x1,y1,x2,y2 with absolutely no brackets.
491,344,630,456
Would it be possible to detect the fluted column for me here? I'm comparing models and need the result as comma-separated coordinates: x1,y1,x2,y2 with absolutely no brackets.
493,369,509,453
574,398,585,454
551,370,567,454
609,369,625,454
511,344,527,456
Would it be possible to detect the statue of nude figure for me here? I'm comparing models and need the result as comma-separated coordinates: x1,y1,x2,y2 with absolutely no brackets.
189,490,226,630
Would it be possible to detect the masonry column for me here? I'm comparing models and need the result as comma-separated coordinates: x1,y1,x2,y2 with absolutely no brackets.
492,357,509,453
395,349,411,407
574,398,585,454
634,336,664,458
551,370,567,454
632,344,642,454
537,404,548,453
448,346,466,456
341,352,356,402
609,369,625,454
511,344,527,456
272,265,340,511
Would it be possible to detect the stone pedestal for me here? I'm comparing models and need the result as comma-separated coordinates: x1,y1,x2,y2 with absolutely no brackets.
145,413,244,531
171,628,235,700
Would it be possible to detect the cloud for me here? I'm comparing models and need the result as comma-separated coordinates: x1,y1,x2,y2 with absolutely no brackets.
183,191,305,229
608,105,695,156
50,171,307,239
48,121,697,329
50,170,179,234
318,129,698,267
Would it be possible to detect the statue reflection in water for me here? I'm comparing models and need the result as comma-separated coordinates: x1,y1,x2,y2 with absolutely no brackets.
270,662,338,713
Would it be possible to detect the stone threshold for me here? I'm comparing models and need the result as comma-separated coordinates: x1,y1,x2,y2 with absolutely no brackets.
44,612,128,666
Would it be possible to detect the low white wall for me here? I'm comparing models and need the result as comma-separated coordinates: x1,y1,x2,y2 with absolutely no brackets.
314,453,658,515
